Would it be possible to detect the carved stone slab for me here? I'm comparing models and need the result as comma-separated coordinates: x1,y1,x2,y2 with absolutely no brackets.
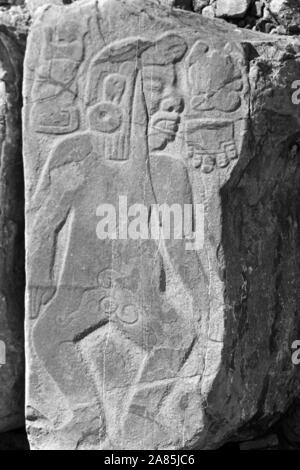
24,0,300,449
0,31,24,432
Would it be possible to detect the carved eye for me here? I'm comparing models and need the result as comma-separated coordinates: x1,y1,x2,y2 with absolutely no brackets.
88,102,122,133
98,110,110,121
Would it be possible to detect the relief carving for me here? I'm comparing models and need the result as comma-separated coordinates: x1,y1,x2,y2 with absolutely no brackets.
28,33,201,446
25,3,253,449
185,40,246,173
30,20,84,134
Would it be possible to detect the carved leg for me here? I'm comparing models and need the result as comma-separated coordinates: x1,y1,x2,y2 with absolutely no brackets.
32,286,103,447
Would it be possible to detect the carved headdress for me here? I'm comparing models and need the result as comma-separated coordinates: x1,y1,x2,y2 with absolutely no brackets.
85,34,187,161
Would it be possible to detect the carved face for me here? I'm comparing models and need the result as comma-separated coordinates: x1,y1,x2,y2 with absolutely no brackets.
142,64,184,152
187,41,243,114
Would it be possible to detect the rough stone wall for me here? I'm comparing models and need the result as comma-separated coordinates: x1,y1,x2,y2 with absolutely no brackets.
4,0,300,37
195,0,300,35
0,27,24,433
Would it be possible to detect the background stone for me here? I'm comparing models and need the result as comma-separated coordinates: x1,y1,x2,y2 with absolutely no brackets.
216,0,252,18
0,29,25,433
0,428,29,450
268,0,300,34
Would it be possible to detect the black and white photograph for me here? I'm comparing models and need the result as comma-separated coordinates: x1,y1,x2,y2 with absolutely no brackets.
0,0,299,453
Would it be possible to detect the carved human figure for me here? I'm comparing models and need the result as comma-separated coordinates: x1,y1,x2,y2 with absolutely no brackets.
29,34,203,446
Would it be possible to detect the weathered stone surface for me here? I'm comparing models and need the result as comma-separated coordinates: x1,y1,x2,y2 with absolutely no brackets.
193,0,210,13
25,0,80,15
216,0,252,18
25,0,64,15
269,0,286,15
0,30,24,432
24,0,300,450
202,4,215,17
0,6,29,53
268,0,300,34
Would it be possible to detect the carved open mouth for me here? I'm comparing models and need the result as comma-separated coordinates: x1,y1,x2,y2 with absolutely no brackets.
151,112,180,137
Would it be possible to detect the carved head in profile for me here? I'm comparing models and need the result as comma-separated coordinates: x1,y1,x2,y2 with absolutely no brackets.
85,34,187,159
140,34,187,152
